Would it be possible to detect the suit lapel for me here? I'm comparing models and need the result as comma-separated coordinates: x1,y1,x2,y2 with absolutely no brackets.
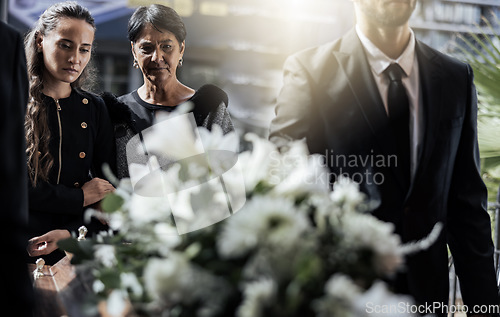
330,29,407,189
410,41,443,190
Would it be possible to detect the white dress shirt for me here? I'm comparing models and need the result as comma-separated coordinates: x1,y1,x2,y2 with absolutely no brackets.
356,25,423,182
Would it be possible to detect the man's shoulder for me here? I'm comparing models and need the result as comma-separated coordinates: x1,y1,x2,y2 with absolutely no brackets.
288,38,343,64
284,37,346,77
416,40,469,71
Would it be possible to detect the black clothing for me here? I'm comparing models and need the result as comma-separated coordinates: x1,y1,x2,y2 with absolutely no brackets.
0,21,34,316
103,84,234,179
269,29,499,312
28,88,116,264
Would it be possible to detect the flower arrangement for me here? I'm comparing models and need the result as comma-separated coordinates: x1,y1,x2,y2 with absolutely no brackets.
60,111,438,317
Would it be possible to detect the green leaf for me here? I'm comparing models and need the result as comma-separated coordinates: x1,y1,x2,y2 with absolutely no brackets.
101,192,125,213
57,238,95,264
97,268,121,289
57,237,81,253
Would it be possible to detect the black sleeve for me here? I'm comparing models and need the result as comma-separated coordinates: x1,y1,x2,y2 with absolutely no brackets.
269,55,313,148
206,102,234,135
192,84,234,134
446,64,499,307
28,180,84,215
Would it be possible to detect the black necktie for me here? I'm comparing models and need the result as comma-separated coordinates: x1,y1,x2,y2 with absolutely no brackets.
384,63,411,189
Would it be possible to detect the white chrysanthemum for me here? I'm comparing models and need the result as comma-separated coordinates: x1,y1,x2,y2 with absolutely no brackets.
237,279,277,317
128,158,181,200
325,274,362,301
142,109,204,161
238,133,278,193
154,222,181,252
169,177,232,235
128,193,171,225
315,274,362,317
106,289,128,317
121,272,143,298
198,124,239,153
341,213,402,275
143,254,192,303
270,141,330,197
399,222,443,255
217,196,311,258
94,244,117,268
330,177,366,213
92,279,105,294
95,229,114,244
353,281,415,316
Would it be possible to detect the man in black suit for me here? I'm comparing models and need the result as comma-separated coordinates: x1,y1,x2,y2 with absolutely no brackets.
0,21,34,316
270,0,499,315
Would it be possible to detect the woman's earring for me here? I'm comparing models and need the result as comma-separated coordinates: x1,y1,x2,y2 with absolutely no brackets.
133,59,139,69
178,58,183,67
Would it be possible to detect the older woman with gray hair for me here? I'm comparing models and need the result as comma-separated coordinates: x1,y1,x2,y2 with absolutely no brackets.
104,4,234,179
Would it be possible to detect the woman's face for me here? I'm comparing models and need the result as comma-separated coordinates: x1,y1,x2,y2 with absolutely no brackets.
37,17,94,87
132,24,185,86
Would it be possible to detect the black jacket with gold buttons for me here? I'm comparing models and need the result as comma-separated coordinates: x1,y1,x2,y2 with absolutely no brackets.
28,88,116,243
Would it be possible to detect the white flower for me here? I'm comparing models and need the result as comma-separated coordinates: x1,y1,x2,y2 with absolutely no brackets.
95,229,114,243
106,289,128,317
217,196,311,258
330,177,366,213
325,274,362,302
142,110,204,161
154,222,181,255
198,124,239,153
237,279,277,317
128,157,181,198
399,222,443,255
315,274,362,317
169,177,232,235
128,193,171,225
341,213,402,275
92,279,105,294
94,245,117,268
271,150,330,197
238,133,278,193
120,272,143,298
267,139,310,185
143,254,193,303
353,281,415,316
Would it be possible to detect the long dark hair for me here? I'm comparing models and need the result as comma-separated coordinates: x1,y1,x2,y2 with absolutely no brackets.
25,1,96,186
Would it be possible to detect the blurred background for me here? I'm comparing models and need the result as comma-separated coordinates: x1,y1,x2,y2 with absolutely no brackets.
3,0,500,138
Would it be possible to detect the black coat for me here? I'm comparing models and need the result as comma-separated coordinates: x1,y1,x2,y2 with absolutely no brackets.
270,29,499,311
28,89,116,247
0,21,34,316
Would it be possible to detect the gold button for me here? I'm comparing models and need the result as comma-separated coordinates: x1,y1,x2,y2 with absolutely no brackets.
79,152,86,159
81,122,87,129
82,98,88,104
74,182,80,188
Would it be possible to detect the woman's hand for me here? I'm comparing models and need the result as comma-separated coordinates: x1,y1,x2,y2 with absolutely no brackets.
27,229,71,257
82,177,115,207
